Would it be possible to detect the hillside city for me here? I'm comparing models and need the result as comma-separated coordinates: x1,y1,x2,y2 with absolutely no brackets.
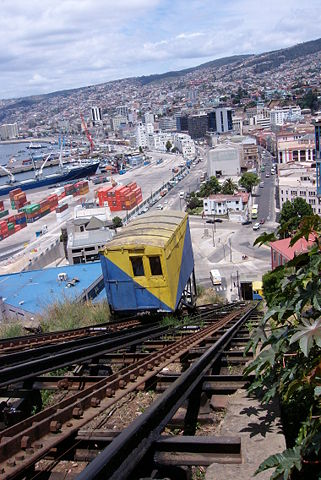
0,26,321,480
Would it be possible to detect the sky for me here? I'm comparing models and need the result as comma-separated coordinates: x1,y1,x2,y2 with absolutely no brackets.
1,0,320,99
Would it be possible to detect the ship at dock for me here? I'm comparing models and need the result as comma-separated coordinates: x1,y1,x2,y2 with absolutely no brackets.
0,159,99,197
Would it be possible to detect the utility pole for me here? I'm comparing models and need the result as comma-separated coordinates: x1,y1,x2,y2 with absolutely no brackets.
229,237,232,262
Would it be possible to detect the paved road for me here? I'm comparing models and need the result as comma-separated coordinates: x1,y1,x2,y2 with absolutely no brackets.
256,149,276,222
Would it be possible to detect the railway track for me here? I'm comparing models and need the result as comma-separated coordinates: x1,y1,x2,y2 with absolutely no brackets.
0,302,259,479
0,318,141,354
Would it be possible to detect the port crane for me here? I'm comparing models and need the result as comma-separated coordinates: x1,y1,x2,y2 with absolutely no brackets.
34,153,52,179
0,163,15,183
80,114,94,153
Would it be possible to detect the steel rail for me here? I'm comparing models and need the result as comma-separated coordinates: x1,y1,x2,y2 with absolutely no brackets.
0,318,141,353
0,324,170,388
0,307,248,479
0,303,237,386
0,321,162,368
76,304,258,480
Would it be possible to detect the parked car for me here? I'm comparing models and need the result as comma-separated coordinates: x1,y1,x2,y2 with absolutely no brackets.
260,218,265,224
156,204,163,210
253,222,260,231
265,173,270,178
242,220,252,225
206,218,223,223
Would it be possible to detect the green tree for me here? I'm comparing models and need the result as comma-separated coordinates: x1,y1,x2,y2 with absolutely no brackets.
279,198,313,237
221,178,238,195
298,90,320,112
238,172,260,193
198,176,221,198
187,196,203,210
112,216,123,228
262,267,286,307
246,216,321,479
165,140,172,152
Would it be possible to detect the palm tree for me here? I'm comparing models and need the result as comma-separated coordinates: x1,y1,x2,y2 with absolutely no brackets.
221,178,238,195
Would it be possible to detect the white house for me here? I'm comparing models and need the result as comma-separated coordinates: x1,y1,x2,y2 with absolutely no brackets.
203,193,249,216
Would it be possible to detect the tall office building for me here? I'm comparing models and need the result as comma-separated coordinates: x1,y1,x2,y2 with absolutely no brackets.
176,114,189,132
187,114,208,139
91,106,102,126
315,118,321,195
207,108,233,134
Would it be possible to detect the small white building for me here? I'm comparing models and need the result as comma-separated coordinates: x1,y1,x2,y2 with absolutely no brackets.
207,143,241,177
147,132,172,151
203,193,249,216
173,133,196,159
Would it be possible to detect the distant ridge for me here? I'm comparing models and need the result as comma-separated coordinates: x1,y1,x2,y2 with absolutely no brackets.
0,36,320,119
136,54,252,85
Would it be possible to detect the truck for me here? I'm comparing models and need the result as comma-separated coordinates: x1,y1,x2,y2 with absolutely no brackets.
210,269,222,285
35,225,48,237
200,172,207,182
251,205,258,219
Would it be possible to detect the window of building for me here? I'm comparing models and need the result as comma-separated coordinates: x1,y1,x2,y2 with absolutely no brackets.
300,191,306,196
149,256,163,276
130,256,145,276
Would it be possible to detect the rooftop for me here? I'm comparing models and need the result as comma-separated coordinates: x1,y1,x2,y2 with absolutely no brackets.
270,234,317,261
0,262,103,315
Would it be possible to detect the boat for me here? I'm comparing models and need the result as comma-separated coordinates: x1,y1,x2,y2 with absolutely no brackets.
28,143,43,149
0,160,99,197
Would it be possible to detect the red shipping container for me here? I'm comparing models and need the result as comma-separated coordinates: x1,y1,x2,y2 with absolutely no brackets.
14,225,21,232
0,200,4,211
9,188,22,198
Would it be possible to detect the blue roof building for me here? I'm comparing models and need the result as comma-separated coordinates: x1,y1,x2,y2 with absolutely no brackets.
0,262,105,321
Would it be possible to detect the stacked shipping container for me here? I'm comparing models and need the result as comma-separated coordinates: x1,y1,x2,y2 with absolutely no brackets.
9,188,28,210
97,182,142,211
0,211,27,241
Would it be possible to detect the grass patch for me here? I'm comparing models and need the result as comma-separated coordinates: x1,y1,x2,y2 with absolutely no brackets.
38,299,111,332
196,287,224,306
0,322,25,339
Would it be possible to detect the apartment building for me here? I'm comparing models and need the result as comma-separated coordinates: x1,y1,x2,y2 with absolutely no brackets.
0,123,18,140
277,163,319,213
277,138,315,164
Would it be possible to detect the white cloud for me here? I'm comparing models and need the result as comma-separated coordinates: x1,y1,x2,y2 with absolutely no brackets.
0,0,320,98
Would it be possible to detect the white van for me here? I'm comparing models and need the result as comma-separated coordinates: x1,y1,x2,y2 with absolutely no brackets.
210,269,222,285
179,191,185,199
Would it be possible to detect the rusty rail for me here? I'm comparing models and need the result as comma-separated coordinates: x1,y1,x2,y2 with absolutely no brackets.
0,307,249,479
